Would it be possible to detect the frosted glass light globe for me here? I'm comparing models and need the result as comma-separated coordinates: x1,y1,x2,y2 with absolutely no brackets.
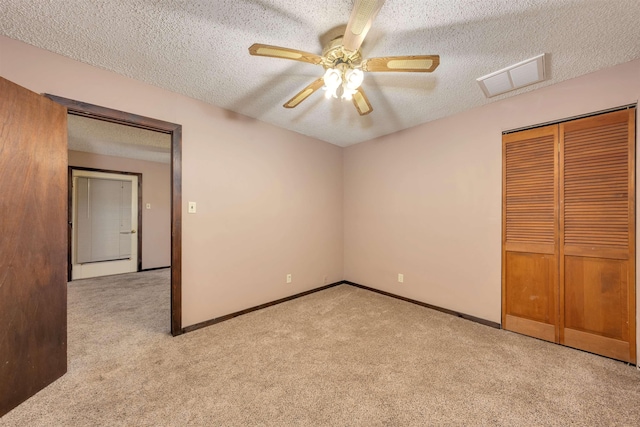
344,68,364,90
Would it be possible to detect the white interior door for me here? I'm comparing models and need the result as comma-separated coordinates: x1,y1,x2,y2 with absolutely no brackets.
71,169,138,280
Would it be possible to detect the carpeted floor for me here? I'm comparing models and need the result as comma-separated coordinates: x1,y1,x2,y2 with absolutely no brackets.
2,269,639,426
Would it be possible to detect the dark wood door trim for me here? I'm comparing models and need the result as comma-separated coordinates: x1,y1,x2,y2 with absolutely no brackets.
45,94,183,336
68,167,144,276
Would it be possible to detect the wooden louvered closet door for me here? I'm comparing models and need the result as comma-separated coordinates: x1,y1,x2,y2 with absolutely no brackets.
503,108,636,364
502,125,559,343
560,109,636,363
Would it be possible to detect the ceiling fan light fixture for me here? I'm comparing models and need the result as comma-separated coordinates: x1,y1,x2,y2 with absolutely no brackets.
323,68,342,98
323,68,342,88
322,67,364,101
345,68,364,90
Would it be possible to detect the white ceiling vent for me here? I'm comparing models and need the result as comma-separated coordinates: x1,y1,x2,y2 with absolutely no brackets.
477,54,546,98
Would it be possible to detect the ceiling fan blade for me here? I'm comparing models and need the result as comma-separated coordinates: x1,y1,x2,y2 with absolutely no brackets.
249,43,323,65
362,55,440,72
283,78,325,108
342,0,386,52
352,87,373,116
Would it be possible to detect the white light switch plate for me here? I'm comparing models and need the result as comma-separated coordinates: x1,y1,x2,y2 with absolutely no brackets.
188,202,196,213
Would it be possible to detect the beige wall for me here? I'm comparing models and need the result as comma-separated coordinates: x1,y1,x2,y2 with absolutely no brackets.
2,34,638,352
0,36,344,328
68,150,171,270
344,59,639,353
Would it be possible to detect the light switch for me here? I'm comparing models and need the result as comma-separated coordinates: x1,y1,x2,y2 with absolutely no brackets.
146,203,151,210
188,202,197,213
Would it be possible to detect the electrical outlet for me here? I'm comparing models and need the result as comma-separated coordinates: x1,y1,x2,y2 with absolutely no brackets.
286,274,292,284
398,273,404,283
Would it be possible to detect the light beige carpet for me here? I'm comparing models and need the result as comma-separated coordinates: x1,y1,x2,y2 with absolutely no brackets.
2,269,639,426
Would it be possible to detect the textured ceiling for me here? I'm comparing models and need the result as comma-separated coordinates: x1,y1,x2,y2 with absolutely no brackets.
2,0,639,147
68,115,171,164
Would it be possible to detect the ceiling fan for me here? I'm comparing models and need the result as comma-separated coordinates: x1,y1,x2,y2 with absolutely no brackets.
248,0,440,116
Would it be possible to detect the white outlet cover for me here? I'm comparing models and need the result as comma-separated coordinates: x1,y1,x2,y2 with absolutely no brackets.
188,202,196,213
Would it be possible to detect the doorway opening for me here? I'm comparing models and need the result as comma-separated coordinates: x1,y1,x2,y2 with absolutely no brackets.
46,94,183,336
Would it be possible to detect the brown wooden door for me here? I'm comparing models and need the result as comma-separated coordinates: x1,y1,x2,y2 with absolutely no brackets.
502,125,559,343
559,109,636,363
0,77,68,416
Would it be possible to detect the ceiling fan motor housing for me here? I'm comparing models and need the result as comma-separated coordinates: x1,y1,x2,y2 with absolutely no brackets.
322,36,362,70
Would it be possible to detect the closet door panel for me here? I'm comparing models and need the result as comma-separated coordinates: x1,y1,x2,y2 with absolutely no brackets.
564,256,628,337
560,108,635,363
564,253,630,361
502,125,558,342
504,252,556,341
